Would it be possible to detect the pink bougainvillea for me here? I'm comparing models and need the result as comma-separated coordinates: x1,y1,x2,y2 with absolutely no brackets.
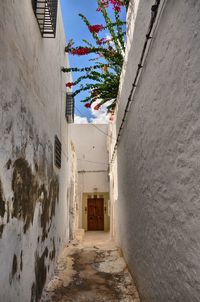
84,103,91,108
71,47,90,55
97,0,109,11
88,24,104,33
97,0,126,12
63,0,127,114
65,82,74,88
96,37,112,45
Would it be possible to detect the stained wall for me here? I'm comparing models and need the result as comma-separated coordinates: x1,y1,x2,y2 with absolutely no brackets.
0,1,71,301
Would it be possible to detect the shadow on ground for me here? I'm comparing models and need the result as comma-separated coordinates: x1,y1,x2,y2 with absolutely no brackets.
41,232,140,302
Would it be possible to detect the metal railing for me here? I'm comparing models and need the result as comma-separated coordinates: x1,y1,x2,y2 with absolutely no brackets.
32,0,58,38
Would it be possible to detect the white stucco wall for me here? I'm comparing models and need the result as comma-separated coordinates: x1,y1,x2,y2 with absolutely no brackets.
69,124,109,192
67,141,79,240
0,1,70,301
108,122,119,240
113,0,200,301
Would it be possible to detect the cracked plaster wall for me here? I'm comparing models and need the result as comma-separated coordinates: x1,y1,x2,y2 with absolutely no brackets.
115,0,200,301
0,1,70,301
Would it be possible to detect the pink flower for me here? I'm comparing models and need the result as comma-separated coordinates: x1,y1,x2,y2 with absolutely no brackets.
96,0,109,11
88,24,104,33
97,0,125,12
85,103,91,108
97,37,112,45
114,5,121,11
71,47,89,55
65,82,74,88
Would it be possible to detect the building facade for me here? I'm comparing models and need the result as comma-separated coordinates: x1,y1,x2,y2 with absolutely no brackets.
110,0,200,301
70,124,110,232
0,1,73,301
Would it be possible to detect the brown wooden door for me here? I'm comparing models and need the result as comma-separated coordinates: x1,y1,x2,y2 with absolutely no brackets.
87,198,104,231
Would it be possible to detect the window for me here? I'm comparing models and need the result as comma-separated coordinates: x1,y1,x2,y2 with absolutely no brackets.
32,0,58,38
54,136,62,168
65,92,74,123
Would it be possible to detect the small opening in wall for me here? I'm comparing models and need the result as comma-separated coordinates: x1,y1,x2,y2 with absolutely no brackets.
32,0,58,38
66,92,74,123
54,136,62,169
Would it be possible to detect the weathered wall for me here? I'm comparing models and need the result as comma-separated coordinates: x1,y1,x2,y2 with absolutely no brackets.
67,141,79,240
0,1,70,301
115,0,200,301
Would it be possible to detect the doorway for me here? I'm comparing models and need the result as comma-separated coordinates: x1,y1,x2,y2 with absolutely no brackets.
87,197,104,231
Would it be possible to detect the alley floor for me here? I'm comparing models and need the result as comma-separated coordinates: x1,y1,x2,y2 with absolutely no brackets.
41,232,140,302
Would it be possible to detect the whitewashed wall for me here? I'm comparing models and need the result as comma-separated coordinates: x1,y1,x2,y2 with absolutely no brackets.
0,1,70,301
69,124,109,192
67,141,79,240
114,0,200,301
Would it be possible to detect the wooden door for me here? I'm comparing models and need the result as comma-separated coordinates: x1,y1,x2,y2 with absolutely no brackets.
87,198,104,231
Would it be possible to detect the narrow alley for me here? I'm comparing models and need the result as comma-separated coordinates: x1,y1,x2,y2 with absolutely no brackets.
41,232,140,302
1,0,200,301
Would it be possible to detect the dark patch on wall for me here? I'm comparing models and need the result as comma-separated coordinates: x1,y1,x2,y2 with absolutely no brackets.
32,247,49,302
7,201,10,223
5,121,13,135
12,158,38,233
12,254,18,277
49,178,59,217
20,251,23,271
12,158,59,237
40,178,59,242
39,184,48,241
6,159,12,170
35,162,38,172
0,224,4,238
50,238,56,260
31,282,36,302
1,92,63,300
0,179,6,218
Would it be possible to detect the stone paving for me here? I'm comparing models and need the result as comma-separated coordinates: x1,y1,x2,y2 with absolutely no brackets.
41,232,140,302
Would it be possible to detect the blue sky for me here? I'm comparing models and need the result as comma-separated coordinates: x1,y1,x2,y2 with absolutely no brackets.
60,0,126,123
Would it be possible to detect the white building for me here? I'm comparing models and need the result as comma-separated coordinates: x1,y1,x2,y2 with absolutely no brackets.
69,124,110,232
0,1,75,301
109,0,200,301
